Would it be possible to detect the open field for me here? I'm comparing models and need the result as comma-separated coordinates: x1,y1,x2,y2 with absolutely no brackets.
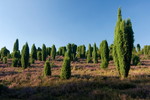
0,1,150,100
0,56,150,100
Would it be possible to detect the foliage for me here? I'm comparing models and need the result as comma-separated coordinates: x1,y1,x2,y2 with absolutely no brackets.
57,48,62,56
76,45,86,58
37,51,42,61
137,44,141,53
13,39,19,52
58,46,66,56
62,47,67,56
21,43,29,69
37,47,42,51
31,44,37,63
92,43,98,63
132,46,137,54
1,49,150,100
71,44,77,60
76,46,81,58
7,54,11,59
66,43,77,61
42,44,47,61
46,47,51,56
81,45,86,58
87,44,92,63
109,44,113,60
12,51,21,60
44,61,51,76
3,57,7,64
100,40,109,68
12,58,18,67
67,43,72,59
0,47,10,59
60,52,71,79
12,39,21,67
143,45,150,55
12,51,21,67
132,55,140,66
113,8,134,78
51,45,56,60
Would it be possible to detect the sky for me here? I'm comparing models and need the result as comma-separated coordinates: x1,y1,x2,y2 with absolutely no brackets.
0,0,149,52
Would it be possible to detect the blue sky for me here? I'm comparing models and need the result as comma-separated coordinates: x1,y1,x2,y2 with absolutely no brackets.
0,0,149,51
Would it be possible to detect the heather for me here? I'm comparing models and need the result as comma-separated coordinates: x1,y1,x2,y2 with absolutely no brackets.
0,57,150,100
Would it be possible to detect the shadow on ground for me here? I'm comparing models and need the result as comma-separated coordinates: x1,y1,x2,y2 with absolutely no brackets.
0,75,150,100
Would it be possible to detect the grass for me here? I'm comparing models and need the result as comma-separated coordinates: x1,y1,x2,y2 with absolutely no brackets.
0,56,150,100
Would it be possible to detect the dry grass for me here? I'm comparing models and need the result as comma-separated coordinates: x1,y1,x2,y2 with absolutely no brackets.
0,56,150,100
